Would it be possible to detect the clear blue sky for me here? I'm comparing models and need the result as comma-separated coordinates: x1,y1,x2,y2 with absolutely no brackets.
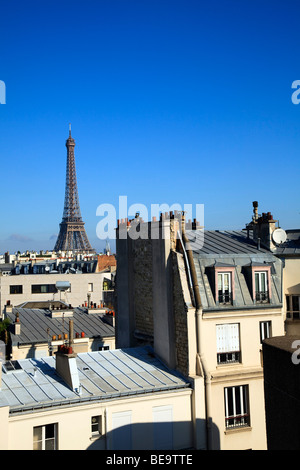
1,0,300,253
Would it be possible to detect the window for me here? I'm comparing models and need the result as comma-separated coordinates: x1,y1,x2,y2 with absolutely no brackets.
99,345,110,351
10,285,23,294
218,272,232,304
88,283,93,292
153,406,173,450
216,323,240,364
31,284,57,294
260,321,271,343
255,271,269,303
33,423,57,450
91,416,102,436
224,385,250,429
286,295,300,320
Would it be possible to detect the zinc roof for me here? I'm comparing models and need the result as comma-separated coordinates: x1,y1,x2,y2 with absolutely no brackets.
0,346,190,414
185,229,283,310
6,306,114,346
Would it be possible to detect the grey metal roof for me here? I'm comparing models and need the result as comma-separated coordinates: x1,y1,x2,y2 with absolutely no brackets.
273,229,300,256
185,227,300,256
6,307,114,346
185,229,283,310
0,346,190,414
186,229,270,255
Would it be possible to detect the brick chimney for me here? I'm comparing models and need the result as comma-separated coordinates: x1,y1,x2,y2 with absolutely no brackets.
14,312,21,335
251,202,278,251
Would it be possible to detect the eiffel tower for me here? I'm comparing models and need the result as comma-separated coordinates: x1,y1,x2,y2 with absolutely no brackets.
54,126,95,253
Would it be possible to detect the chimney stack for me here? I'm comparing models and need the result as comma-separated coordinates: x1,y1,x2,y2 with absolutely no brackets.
251,202,278,251
69,319,74,346
14,312,21,335
55,319,80,392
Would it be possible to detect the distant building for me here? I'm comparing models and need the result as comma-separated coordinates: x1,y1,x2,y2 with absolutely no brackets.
5,302,115,360
0,259,114,316
96,254,116,273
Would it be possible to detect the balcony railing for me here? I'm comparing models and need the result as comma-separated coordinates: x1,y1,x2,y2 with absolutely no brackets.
217,351,240,364
218,292,232,305
225,413,250,429
255,290,269,303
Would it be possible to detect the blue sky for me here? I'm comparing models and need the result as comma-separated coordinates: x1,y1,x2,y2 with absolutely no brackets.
0,0,300,253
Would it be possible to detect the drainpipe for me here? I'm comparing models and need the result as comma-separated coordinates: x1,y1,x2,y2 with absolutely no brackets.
181,212,212,450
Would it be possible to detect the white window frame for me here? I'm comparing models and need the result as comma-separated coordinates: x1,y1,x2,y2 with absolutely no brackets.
217,272,232,304
91,415,103,436
260,320,271,343
255,271,268,302
88,283,93,292
33,423,57,450
216,323,240,364
286,295,300,320
224,385,250,429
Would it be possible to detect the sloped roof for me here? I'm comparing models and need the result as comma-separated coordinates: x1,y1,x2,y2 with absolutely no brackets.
185,229,283,310
273,229,300,256
97,255,116,272
0,346,190,414
186,229,270,255
6,306,114,346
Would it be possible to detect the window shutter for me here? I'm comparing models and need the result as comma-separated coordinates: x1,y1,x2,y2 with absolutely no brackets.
216,324,240,353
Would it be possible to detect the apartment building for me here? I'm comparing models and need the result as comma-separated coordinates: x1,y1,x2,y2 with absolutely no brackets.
0,259,114,316
0,345,192,450
115,206,285,450
270,230,300,334
4,303,115,360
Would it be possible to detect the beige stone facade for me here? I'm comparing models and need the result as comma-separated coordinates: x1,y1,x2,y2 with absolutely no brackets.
0,271,113,315
0,390,192,450
115,213,285,450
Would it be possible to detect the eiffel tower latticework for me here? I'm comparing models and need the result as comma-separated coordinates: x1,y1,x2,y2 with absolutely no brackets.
54,126,95,253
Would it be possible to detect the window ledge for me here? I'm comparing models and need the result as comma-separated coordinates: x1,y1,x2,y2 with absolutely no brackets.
216,362,243,369
89,434,103,441
224,426,252,435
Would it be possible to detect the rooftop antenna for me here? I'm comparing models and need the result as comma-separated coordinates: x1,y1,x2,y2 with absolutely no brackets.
69,123,72,137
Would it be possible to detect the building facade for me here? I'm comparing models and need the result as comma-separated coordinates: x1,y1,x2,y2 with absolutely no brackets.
5,304,115,360
0,259,113,316
115,209,285,450
0,346,192,450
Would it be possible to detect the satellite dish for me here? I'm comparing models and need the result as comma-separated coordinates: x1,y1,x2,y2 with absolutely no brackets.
272,228,287,245
45,266,50,272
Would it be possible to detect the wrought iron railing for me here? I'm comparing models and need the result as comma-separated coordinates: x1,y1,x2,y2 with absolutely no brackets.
218,292,232,304
255,290,269,303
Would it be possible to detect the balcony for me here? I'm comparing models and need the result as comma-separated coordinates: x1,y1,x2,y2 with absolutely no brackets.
255,290,269,303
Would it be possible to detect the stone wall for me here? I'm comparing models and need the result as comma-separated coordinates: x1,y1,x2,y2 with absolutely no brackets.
132,237,154,340
171,250,189,377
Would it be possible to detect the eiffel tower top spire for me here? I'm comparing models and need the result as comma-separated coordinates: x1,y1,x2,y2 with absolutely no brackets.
53,127,95,253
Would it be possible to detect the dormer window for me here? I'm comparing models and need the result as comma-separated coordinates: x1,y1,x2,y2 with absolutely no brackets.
255,271,269,303
243,262,272,304
214,265,235,305
218,272,232,304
